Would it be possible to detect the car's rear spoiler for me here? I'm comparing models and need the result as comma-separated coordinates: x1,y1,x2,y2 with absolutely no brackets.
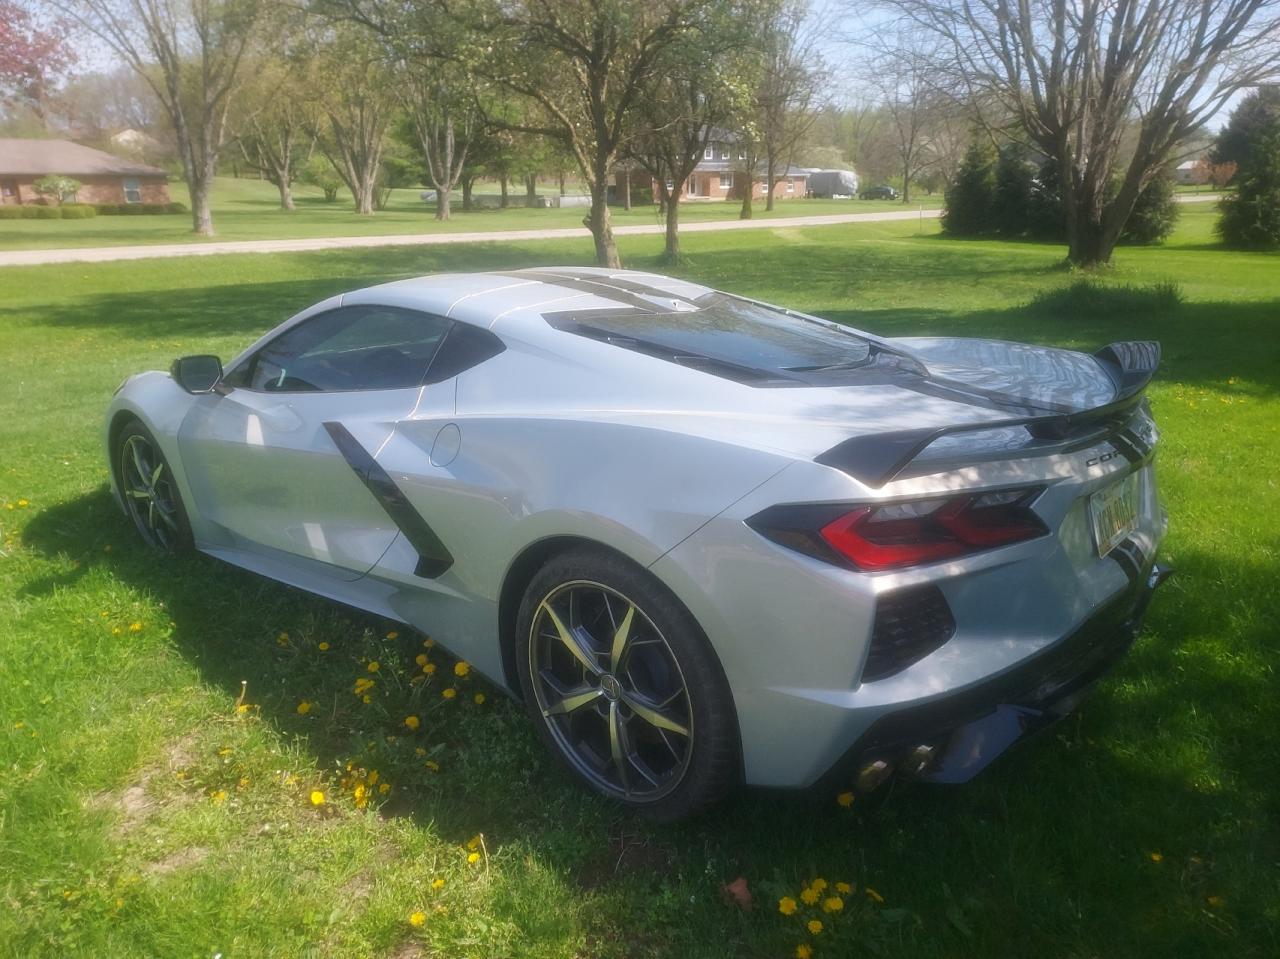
815,341,1160,488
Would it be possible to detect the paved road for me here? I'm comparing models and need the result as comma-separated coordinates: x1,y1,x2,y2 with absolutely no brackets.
0,194,1222,268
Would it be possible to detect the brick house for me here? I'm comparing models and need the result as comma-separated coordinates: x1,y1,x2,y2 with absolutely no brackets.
0,139,171,206
618,131,809,203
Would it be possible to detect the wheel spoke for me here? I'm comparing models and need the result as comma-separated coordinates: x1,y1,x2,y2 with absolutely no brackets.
128,439,150,486
153,499,180,530
622,691,689,737
608,701,630,794
540,600,601,677
150,462,164,486
542,685,603,718
609,603,635,673
126,489,150,500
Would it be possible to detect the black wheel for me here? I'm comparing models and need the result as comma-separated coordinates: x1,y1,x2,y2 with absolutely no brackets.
114,420,193,553
515,546,738,820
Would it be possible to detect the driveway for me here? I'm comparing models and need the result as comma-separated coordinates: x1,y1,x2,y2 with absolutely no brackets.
0,195,1221,267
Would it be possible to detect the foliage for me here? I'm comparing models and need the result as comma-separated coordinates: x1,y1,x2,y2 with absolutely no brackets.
992,148,1033,235
300,155,343,202
33,174,81,203
0,0,76,122
1120,173,1180,245
0,202,96,219
1218,124,1280,250
941,137,995,235
1211,86,1280,169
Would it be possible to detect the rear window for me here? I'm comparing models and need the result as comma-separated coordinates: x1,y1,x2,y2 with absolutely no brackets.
545,293,879,385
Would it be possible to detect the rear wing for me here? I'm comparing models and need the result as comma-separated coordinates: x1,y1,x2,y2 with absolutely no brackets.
815,341,1160,488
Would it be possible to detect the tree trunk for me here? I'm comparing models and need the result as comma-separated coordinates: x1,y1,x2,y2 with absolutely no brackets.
663,185,683,261
437,189,451,220
525,173,537,206
901,156,912,204
765,157,776,212
588,176,620,268
622,171,632,211
558,171,566,195
739,173,754,220
462,176,474,211
190,177,214,235
499,174,509,208
277,179,295,211
354,178,375,215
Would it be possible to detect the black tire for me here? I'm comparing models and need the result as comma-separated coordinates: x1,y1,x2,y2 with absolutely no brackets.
113,419,194,553
515,545,739,821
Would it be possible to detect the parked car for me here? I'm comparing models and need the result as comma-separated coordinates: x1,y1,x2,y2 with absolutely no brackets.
860,185,899,200
106,268,1170,820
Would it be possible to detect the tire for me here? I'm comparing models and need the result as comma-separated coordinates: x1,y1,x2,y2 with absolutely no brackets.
113,420,194,553
515,546,739,821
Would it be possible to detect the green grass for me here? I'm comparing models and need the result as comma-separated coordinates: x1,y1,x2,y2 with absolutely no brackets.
1,204,1277,957
0,175,942,250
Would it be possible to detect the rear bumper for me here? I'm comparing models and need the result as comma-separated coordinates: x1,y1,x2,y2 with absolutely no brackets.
815,560,1172,792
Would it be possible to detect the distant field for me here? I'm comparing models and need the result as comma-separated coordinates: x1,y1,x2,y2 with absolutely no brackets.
0,176,945,250
1,205,1276,958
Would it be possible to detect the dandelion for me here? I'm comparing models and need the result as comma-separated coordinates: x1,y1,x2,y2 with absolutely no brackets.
810,879,827,893
415,747,427,757
318,642,330,651
353,677,375,695
415,654,429,666
467,852,480,864
297,701,312,715
210,790,228,804
368,770,379,785
1207,895,1225,908
800,887,820,906
367,661,380,673
795,946,813,959
217,747,233,757
129,622,143,633
17,499,28,508
424,663,437,675
423,638,435,648
822,896,843,914
779,896,798,916
310,790,325,806
454,661,471,678
404,715,420,731
466,835,482,851
865,887,884,904
836,791,854,808
378,783,390,795
425,760,441,772
835,882,852,895
1149,852,1163,863
362,695,372,704
353,784,368,808
409,910,426,927
473,693,486,705
386,631,400,640
807,919,823,935
442,688,457,700
431,878,446,890
111,627,122,636
235,703,252,715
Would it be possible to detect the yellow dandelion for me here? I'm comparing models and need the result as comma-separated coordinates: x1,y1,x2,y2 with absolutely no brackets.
467,851,480,864
297,701,312,715
409,910,426,927
415,746,427,757
128,622,143,633
807,919,823,935
111,627,122,635
811,878,828,893
367,661,380,673
442,688,457,700
415,653,429,666
310,790,325,806
779,896,798,916
454,661,470,678
378,782,390,794
217,747,232,757
796,946,813,959
431,877,446,890
835,882,852,895
423,637,435,648
386,630,399,640
865,887,884,904
362,694,371,704
1207,895,1225,908
473,693,486,705
424,663,437,675
318,642,330,651
404,715,421,731
822,896,843,913
1149,852,1163,863
836,791,854,807
466,835,482,851
425,760,441,772
210,790,228,804
800,887,820,906
17,499,29,508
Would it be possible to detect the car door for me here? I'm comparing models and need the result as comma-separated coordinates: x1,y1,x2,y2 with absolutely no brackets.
176,304,454,581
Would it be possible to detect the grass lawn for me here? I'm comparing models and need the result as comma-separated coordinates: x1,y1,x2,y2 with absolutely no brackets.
0,175,943,251
1,205,1277,957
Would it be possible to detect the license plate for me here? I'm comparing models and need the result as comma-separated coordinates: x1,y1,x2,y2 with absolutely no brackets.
1090,472,1140,557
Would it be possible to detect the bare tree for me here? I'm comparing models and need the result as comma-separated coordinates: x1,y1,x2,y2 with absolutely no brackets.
233,61,315,211
57,0,266,235
857,41,946,203
878,0,1280,266
757,0,825,211
402,62,476,221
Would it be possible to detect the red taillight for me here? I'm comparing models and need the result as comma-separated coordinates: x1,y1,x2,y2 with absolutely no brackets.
818,490,1046,570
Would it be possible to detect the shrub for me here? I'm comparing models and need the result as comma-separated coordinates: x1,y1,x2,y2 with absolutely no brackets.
1120,173,1179,244
59,204,97,219
993,148,1034,236
33,174,81,204
1028,159,1067,240
1218,125,1280,250
166,201,188,214
942,138,997,236
33,205,62,219
0,206,28,219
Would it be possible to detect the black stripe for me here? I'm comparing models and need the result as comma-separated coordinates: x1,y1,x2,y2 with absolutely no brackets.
497,270,681,313
323,422,454,579
530,269,704,306
1111,538,1144,585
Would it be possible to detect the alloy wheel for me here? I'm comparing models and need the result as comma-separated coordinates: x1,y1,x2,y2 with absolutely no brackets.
119,433,182,551
528,580,694,802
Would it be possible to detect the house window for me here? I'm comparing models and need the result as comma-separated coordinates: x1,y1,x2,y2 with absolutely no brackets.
786,178,795,193
738,149,746,160
1,179,16,200
704,146,713,160
719,173,732,190
717,146,728,160
123,177,142,203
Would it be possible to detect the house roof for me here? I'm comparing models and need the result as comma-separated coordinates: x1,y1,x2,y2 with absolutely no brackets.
692,159,810,177
0,139,167,177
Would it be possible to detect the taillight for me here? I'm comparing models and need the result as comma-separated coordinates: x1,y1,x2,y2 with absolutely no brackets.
747,488,1047,571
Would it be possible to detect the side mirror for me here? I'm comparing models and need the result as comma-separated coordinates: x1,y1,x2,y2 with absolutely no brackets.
171,354,223,394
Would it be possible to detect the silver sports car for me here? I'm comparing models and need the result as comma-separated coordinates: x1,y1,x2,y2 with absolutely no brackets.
106,267,1170,820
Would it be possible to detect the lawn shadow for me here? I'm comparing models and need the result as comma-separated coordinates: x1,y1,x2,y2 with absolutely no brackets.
20,488,1280,955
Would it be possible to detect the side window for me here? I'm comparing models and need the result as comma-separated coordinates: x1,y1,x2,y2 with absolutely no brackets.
227,305,452,393
123,177,142,203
